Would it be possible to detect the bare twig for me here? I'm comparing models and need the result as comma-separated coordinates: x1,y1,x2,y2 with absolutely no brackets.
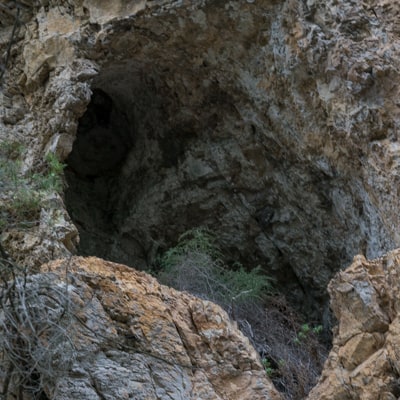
0,258,77,398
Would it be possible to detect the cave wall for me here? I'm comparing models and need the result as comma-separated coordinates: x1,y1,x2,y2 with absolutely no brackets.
1,0,400,315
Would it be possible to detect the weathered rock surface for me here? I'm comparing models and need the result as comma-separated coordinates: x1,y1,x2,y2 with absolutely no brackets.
2,0,400,319
6,2,400,397
307,249,400,400
4,1,400,397
34,256,282,400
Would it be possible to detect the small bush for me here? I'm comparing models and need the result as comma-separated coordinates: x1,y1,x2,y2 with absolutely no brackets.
294,323,323,345
157,227,272,308
34,152,66,194
257,296,328,399
157,227,328,400
261,358,275,377
0,140,65,229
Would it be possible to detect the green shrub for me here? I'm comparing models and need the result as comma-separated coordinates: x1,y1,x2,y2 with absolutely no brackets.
294,323,323,345
34,152,66,193
157,228,328,400
0,140,65,229
223,264,271,303
262,358,275,377
157,227,272,308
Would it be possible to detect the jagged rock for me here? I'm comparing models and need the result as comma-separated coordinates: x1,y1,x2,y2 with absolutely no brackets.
307,250,400,400
3,1,400,396
31,256,282,400
0,193,79,268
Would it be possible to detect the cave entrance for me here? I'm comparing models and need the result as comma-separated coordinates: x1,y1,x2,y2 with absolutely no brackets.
65,87,133,263
60,2,396,396
61,8,394,349
63,61,388,323
60,34,381,400
64,62,182,270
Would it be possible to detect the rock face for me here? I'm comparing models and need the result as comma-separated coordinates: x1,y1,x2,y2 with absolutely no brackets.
307,250,400,400
33,256,282,400
1,0,400,319
4,1,400,397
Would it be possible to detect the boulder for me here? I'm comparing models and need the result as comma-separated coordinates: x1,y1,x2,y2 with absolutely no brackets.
308,250,400,400
31,256,282,400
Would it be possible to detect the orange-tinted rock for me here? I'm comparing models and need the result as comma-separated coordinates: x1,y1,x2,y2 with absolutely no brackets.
38,256,282,400
308,250,400,400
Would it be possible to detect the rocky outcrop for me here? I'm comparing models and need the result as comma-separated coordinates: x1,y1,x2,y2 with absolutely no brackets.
307,250,400,400
28,256,281,400
5,1,400,397
2,0,400,345
1,0,400,319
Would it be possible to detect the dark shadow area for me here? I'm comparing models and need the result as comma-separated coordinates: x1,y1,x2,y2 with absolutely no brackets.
65,88,133,260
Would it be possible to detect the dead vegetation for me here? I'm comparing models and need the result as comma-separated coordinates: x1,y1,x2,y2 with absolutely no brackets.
239,295,328,400
157,227,329,400
0,255,76,399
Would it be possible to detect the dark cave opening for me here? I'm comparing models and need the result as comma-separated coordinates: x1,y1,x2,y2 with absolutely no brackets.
62,58,388,361
59,43,361,400
64,66,353,321
67,88,132,178
65,87,134,262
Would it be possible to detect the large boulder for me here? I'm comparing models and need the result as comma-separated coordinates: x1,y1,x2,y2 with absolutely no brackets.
29,256,282,400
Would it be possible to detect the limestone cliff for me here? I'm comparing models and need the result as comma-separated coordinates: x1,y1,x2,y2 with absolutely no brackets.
29,256,280,400
308,250,400,400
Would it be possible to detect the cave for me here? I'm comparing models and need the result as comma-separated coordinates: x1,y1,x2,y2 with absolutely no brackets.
2,0,400,397
64,1,393,328
65,86,134,263
65,60,384,326
65,59,223,271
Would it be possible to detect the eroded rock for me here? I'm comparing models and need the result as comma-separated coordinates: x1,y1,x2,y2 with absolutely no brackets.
33,256,282,400
307,250,400,400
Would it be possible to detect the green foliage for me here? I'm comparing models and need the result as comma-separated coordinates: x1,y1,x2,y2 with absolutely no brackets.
262,358,286,378
159,227,221,270
157,227,272,307
157,228,328,399
262,358,275,377
312,324,323,335
223,264,271,303
0,140,66,229
33,152,66,193
0,140,24,160
294,323,323,345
